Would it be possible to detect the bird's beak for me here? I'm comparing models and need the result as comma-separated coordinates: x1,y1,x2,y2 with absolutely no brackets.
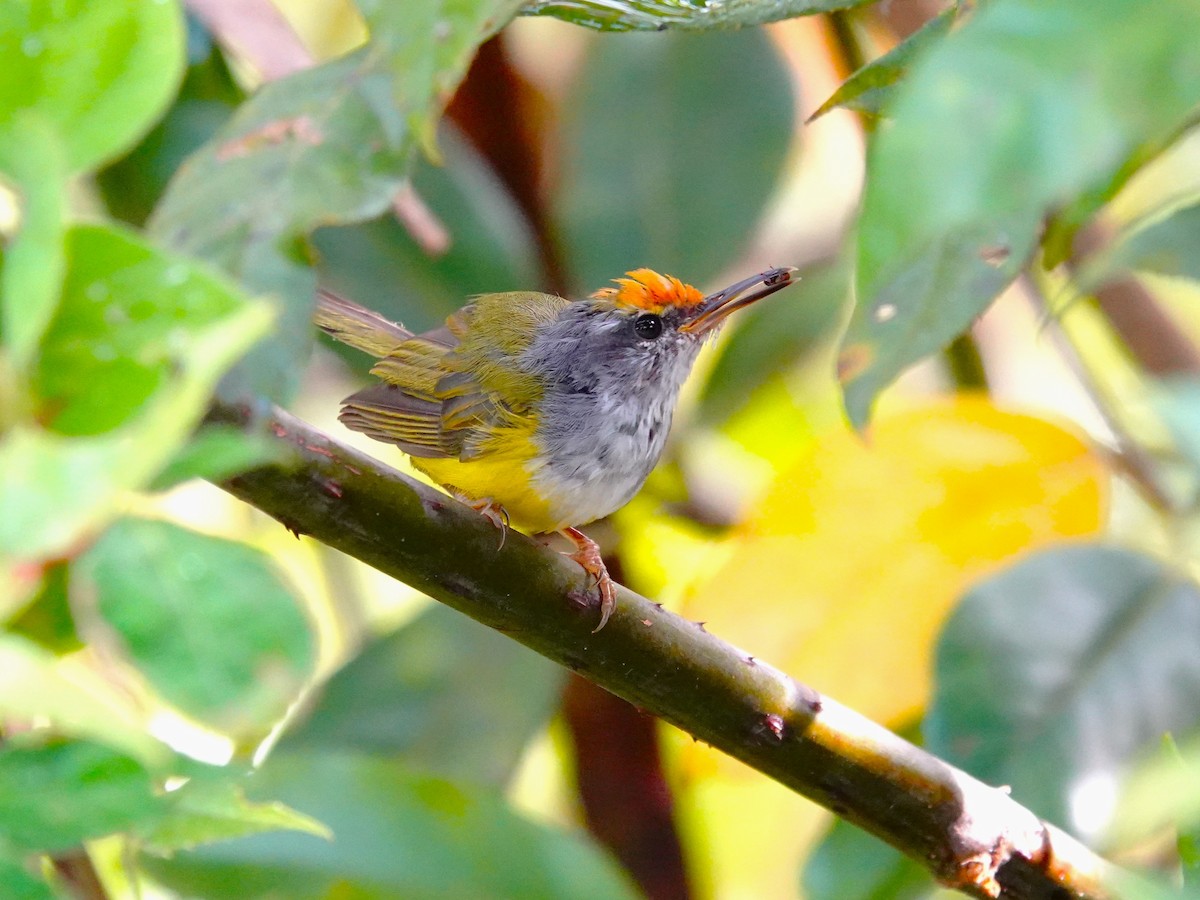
679,266,798,334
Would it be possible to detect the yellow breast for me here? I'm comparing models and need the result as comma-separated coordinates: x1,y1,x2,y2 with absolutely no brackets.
411,427,557,534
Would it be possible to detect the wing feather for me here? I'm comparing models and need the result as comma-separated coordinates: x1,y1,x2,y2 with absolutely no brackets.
337,291,570,460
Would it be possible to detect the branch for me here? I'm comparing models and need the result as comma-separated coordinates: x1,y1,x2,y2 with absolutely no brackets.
1023,273,1178,514
1073,222,1200,378
51,850,109,900
210,401,1111,900
184,0,313,82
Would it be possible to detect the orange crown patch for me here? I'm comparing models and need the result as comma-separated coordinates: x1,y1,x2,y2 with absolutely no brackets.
590,269,704,313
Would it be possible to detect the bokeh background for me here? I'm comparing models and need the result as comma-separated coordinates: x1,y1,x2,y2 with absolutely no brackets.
7,0,1200,897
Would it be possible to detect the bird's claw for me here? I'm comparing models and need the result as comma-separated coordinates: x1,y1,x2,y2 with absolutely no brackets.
561,526,616,632
463,496,509,550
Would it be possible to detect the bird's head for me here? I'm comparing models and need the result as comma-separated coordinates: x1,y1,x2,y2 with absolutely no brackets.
522,266,797,394
586,266,797,344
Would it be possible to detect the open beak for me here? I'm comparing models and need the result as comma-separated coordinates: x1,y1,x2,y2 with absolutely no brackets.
679,266,798,335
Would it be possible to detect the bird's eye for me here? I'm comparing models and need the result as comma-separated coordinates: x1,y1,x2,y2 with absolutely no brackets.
634,313,663,340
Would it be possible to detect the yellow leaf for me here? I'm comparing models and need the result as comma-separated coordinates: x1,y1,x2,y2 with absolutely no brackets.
684,395,1108,729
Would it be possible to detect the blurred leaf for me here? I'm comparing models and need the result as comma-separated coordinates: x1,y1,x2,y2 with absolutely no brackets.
1185,820,1200,888
314,127,540,339
0,634,168,766
98,15,244,226
803,817,933,900
0,0,184,173
809,7,957,122
557,28,792,292
282,604,564,786
1076,202,1200,292
0,737,164,853
1106,869,1200,900
6,561,81,654
1150,377,1200,478
356,0,526,153
1039,142,1166,271
77,518,315,737
149,0,524,404
1110,734,1200,853
140,771,329,854
522,0,873,32
144,750,639,899
149,425,285,491
843,0,1200,427
698,258,849,424
0,114,66,371
0,855,55,900
686,397,1106,724
0,224,272,561
926,544,1200,837
34,225,256,435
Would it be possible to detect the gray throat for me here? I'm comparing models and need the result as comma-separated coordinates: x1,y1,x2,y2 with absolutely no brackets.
518,305,704,526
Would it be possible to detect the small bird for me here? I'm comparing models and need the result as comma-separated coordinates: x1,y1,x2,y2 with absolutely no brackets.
315,266,796,631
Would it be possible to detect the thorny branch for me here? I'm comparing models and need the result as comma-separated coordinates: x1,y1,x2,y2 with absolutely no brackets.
210,400,1111,900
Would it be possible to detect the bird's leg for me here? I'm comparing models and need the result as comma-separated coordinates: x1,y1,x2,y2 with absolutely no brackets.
459,495,509,550
560,526,616,632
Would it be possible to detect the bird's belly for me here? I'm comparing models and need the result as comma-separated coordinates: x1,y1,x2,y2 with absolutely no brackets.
530,409,669,532
416,447,650,534
415,401,670,535
531,458,650,532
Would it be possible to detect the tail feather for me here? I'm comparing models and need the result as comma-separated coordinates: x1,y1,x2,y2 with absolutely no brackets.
314,288,413,358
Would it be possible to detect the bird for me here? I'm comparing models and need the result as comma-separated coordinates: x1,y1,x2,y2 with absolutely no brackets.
314,266,797,631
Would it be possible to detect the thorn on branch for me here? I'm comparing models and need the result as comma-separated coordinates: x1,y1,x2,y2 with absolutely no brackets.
754,713,786,742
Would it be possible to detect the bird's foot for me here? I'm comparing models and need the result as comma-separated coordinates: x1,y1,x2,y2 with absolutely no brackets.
461,495,509,550
561,526,615,632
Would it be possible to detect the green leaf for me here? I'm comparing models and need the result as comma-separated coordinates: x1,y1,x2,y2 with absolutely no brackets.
698,257,849,424
557,28,793,292
522,0,874,32
0,633,169,767
282,604,564,786
1149,377,1200,481
98,18,244,226
5,561,81,654
0,737,164,853
140,769,329,854
0,114,67,371
0,854,56,900
803,816,934,900
0,0,184,174
925,544,1200,837
77,518,315,737
356,0,528,157
34,225,255,435
809,6,957,122
0,224,272,561
313,126,540,340
1105,869,1200,900
144,750,639,900
842,0,1200,427
148,425,286,492
1076,201,1200,292
1110,734,1200,856
149,0,524,404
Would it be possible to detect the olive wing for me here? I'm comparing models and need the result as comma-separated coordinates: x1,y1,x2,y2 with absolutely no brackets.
339,291,567,459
